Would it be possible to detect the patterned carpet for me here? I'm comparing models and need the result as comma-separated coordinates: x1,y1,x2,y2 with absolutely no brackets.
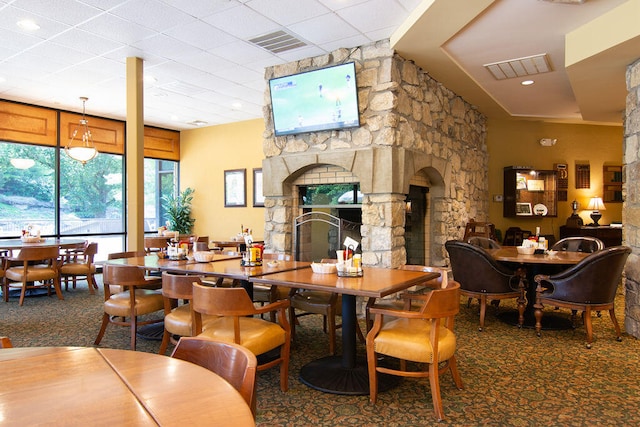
2,275,640,426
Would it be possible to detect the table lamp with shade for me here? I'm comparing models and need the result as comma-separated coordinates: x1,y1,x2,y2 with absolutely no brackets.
587,197,606,226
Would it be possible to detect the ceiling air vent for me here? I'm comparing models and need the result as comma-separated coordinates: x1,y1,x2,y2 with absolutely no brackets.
249,30,306,54
484,53,552,80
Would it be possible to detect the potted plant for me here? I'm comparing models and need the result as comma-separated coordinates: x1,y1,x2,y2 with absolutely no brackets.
161,187,195,235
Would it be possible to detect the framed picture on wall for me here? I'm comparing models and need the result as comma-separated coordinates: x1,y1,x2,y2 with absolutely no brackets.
253,168,264,207
224,169,246,207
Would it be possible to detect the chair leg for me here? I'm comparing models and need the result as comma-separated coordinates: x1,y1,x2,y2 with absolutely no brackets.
158,328,171,355
94,313,110,345
608,308,622,342
448,355,464,390
130,315,137,351
429,361,444,421
478,295,487,331
19,280,27,306
367,349,378,404
583,307,593,349
87,273,96,295
52,276,64,301
279,343,290,392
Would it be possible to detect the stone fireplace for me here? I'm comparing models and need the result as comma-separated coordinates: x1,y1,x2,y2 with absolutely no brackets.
261,40,488,268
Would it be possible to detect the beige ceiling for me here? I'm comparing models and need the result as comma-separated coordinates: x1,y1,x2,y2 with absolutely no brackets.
0,0,638,130
392,0,640,126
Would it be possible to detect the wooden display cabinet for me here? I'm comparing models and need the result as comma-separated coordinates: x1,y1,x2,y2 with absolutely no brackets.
503,166,558,218
603,165,623,203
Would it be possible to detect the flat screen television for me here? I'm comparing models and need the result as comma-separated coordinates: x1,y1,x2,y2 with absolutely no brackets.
269,62,360,137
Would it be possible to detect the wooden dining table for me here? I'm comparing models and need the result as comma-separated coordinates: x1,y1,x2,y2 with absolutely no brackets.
250,267,439,395
485,246,590,328
0,237,87,251
0,346,255,426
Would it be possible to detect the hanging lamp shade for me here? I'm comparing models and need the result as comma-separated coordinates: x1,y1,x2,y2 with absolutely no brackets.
65,97,98,165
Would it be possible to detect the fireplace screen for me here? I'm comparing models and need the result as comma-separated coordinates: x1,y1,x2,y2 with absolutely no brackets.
293,211,361,262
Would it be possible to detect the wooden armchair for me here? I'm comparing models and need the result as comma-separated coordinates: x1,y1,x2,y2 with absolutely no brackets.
158,272,217,355
366,281,464,421
171,337,258,417
3,246,62,306
192,284,291,392
60,242,98,294
94,264,164,350
534,246,631,348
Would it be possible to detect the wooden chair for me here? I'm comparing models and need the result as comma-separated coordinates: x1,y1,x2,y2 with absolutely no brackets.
365,265,448,331
366,281,464,421
3,246,62,306
466,236,501,249
94,264,164,351
534,246,631,348
288,258,344,355
0,336,13,348
191,283,291,392
171,337,258,417
158,272,216,355
445,240,524,331
253,253,292,321
462,219,497,241
60,242,98,294
502,227,531,246
106,251,148,293
144,236,169,254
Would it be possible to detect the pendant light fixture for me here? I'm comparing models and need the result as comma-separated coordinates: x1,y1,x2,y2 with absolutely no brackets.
65,96,98,165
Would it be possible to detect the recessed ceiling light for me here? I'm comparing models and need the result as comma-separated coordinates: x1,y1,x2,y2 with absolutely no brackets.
188,120,208,127
232,102,242,110
17,19,40,31
144,75,157,84
0,76,6,84
521,80,535,86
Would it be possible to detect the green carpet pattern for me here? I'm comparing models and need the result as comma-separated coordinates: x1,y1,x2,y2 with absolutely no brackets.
2,276,640,426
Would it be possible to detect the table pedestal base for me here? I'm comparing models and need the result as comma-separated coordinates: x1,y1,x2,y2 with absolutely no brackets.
136,323,165,340
498,310,573,330
299,356,399,395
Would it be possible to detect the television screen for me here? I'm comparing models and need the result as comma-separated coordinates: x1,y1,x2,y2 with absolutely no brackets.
269,62,360,137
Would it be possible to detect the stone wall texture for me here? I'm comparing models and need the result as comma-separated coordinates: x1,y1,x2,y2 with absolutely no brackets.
261,39,487,267
624,58,640,338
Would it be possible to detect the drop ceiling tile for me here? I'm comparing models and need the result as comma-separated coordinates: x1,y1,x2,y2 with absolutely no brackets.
212,65,264,85
49,28,123,55
132,34,203,61
209,39,274,65
11,0,101,26
336,0,406,33
201,4,280,40
163,20,237,51
247,0,330,26
109,0,196,32
0,5,70,38
160,0,239,18
77,13,156,44
287,13,359,45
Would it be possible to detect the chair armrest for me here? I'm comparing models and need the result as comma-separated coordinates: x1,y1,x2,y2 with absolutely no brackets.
368,305,425,320
253,298,290,315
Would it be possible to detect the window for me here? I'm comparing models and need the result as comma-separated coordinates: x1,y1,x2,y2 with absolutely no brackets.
144,158,178,231
300,184,361,206
0,142,56,237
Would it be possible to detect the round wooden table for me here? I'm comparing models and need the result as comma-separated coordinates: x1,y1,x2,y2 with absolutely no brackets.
0,347,255,426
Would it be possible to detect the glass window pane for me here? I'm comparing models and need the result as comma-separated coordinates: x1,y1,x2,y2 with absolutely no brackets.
0,142,56,237
300,184,361,206
60,151,124,235
144,158,177,231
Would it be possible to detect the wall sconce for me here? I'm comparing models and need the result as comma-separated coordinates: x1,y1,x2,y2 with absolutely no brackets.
65,97,98,165
539,138,557,147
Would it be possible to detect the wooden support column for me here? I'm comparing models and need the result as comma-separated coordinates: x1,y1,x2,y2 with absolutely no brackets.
126,57,144,252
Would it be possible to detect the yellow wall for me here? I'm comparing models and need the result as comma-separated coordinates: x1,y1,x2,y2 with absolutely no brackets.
180,119,265,242
487,119,623,240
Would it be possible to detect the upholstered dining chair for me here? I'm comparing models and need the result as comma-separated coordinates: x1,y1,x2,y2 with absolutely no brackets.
366,281,464,421
94,264,164,351
253,253,292,322
551,236,604,253
533,245,631,348
171,337,258,417
365,265,449,331
3,246,62,306
288,258,348,355
144,236,169,254
445,240,524,330
60,242,98,294
106,251,148,294
191,283,291,392
467,236,501,249
158,272,217,355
